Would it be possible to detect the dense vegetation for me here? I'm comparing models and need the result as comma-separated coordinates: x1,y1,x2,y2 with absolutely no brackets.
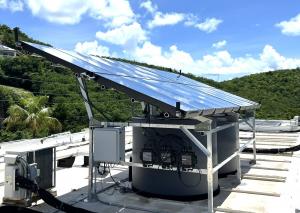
219,69,300,119
0,24,49,49
0,56,140,137
0,24,299,142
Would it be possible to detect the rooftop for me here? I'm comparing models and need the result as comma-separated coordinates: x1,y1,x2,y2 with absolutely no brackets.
0,120,299,213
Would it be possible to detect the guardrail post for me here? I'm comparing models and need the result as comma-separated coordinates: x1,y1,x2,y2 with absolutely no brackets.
236,120,241,183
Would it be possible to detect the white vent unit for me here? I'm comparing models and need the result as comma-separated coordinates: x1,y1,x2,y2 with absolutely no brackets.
93,127,125,163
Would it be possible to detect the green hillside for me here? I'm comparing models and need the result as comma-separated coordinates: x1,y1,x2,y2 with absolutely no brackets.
0,24,49,49
0,24,299,141
220,69,300,119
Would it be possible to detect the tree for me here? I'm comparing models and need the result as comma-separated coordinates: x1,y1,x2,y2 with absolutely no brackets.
3,96,62,137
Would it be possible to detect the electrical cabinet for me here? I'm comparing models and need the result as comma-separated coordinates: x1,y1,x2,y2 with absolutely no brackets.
6,147,56,189
93,127,125,163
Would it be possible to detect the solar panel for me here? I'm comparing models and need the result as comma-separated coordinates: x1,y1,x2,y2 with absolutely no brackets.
21,41,259,116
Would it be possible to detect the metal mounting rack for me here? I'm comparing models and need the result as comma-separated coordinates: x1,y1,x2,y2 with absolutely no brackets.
18,40,259,213
85,114,256,213
77,73,257,213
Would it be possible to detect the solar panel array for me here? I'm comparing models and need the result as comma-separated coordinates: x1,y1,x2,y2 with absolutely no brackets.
22,41,259,116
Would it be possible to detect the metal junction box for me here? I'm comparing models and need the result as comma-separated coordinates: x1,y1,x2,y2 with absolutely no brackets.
93,127,125,163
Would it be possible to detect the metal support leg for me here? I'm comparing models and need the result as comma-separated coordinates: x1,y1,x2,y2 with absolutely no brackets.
235,122,241,183
76,75,97,202
87,128,97,201
207,131,214,213
251,112,257,164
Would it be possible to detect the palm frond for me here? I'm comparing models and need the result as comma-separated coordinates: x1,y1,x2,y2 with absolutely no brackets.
45,116,62,132
7,105,29,119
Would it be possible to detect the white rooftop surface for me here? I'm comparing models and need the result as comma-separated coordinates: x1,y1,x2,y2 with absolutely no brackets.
0,126,299,213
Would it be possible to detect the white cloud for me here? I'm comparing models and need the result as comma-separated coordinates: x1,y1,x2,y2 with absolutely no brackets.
88,0,135,27
74,40,110,56
147,12,185,28
130,42,300,76
140,0,157,14
142,1,189,29
276,13,300,36
141,1,221,33
259,45,300,70
134,42,194,69
194,18,223,33
25,0,89,24
212,40,227,49
96,22,147,50
0,0,23,12
3,0,134,25
184,14,199,26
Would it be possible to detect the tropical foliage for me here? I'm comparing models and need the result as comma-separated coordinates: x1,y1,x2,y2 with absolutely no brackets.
3,96,62,137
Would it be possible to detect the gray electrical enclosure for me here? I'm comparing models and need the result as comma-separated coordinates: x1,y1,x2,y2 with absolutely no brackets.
93,127,125,163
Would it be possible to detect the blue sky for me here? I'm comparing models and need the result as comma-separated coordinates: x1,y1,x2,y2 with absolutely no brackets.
0,0,300,81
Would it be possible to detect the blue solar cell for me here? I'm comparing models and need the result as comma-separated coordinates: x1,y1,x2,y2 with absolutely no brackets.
22,41,259,116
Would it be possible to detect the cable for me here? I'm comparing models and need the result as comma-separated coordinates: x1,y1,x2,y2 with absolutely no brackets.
107,164,120,186
0,205,42,213
0,75,130,98
76,77,112,121
0,74,75,85
16,176,96,213
0,98,136,105
7,167,161,213
156,132,201,187
0,75,128,98
243,144,300,154
97,163,108,176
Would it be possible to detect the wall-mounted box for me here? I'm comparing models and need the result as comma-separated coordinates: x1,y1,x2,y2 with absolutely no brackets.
93,127,125,163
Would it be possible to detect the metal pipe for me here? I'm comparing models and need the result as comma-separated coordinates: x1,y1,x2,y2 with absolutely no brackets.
252,112,257,164
87,128,97,201
104,121,197,130
213,152,238,174
235,121,241,182
209,122,236,133
180,126,210,157
242,119,254,129
76,76,94,120
119,161,208,174
76,75,97,202
206,131,214,213
53,148,56,187
239,139,255,152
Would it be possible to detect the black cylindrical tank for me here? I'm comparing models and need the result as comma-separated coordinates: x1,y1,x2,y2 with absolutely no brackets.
214,114,239,177
131,118,219,201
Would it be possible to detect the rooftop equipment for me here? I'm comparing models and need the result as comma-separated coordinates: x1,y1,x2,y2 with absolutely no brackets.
3,146,56,206
17,41,259,213
131,118,219,200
